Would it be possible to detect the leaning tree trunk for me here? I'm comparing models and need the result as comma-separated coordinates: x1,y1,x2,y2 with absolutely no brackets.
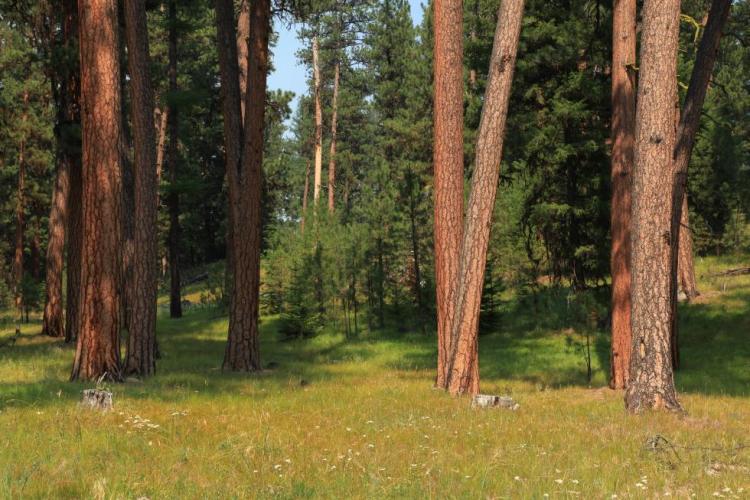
609,0,636,390
328,59,340,213
312,35,323,206
433,0,465,389
71,0,124,382
167,0,182,319
667,0,731,374
445,0,525,396
123,0,159,377
624,0,682,413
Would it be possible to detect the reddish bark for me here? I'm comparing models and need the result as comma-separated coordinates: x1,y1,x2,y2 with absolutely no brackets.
433,0,465,389
71,0,124,382
625,0,682,413
446,0,526,396
123,0,159,376
609,0,636,390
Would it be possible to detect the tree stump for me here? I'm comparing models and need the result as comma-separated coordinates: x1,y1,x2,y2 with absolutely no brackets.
81,389,113,411
471,394,519,410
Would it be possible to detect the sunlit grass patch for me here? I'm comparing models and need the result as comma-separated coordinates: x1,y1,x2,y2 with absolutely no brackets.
0,258,748,497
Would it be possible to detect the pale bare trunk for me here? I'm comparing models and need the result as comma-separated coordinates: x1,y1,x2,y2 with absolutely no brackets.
312,35,323,206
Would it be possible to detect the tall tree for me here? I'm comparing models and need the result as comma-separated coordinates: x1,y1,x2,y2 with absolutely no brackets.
123,0,159,376
609,0,636,390
214,0,269,371
446,0,525,396
167,0,182,319
624,0,682,412
70,0,124,382
433,0,464,389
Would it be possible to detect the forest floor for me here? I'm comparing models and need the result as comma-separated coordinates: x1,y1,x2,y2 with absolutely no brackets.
0,256,749,498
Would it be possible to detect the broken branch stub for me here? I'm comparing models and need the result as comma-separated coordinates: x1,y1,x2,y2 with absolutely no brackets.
471,394,519,410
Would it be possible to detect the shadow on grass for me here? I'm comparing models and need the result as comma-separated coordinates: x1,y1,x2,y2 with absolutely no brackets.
1,284,748,411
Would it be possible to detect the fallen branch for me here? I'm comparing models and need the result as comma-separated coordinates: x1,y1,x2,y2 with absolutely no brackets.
704,267,750,278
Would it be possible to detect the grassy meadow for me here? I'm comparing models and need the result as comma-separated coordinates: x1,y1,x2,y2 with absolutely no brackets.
0,256,748,498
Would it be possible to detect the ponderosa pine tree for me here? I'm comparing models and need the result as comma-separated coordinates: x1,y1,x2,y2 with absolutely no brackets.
609,0,636,390
214,0,269,371
123,0,159,376
433,0,465,389
625,0,682,412
446,0,525,396
71,0,124,382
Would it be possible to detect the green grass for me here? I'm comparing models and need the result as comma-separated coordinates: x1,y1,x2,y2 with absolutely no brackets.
0,256,749,498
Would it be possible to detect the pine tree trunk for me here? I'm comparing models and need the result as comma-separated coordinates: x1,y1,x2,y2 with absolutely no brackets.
167,0,182,319
624,0,682,413
13,91,29,319
446,0,525,396
123,0,159,377
64,3,83,342
42,148,69,337
328,60,340,213
609,0,636,390
312,35,323,206
71,0,124,382
65,61,83,346
214,0,269,371
433,0,465,389
407,170,425,329
214,0,243,325
678,194,698,299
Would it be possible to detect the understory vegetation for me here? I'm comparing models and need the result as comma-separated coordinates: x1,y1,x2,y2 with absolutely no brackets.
1,255,748,498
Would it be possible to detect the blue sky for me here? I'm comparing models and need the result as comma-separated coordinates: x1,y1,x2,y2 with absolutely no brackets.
267,0,426,117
